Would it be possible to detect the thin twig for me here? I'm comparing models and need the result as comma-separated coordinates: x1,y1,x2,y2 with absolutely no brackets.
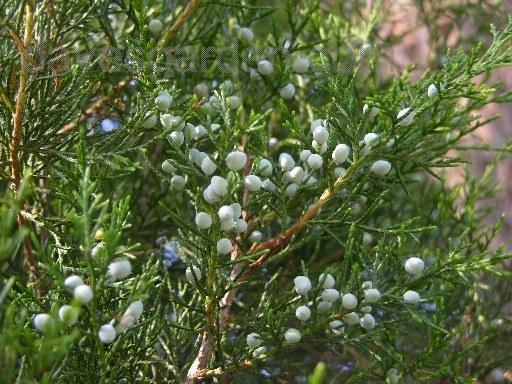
9,1,37,280
158,0,201,47
8,28,25,52
238,160,360,280
58,79,130,134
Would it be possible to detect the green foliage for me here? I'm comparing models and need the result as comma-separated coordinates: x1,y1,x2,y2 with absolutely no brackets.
1,0,512,383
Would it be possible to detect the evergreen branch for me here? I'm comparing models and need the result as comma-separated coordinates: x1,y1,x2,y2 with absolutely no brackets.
9,0,38,281
187,158,362,381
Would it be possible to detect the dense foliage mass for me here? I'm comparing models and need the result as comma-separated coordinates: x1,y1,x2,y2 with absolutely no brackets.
1,0,512,382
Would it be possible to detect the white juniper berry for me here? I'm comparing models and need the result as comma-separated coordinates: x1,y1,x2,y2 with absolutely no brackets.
252,346,267,357
294,276,312,295
246,333,262,348
195,212,212,229
161,159,177,174
99,324,116,344
107,259,132,281
362,232,374,246
289,166,305,184
370,160,392,176
317,300,332,312
227,95,241,110
142,114,158,129
284,328,301,343
237,27,254,43
360,313,376,330
262,179,277,192
216,238,233,254
397,107,416,126
404,257,425,275
364,288,381,303
279,83,296,99
193,83,209,98
363,132,379,147
257,60,273,75
117,301,144,333
218,205,234,221
318,273,335,289
361,306,372,313
230,203,242,218
312,140,328,154
295,305,311,321
321,288,340,302
310,118,326,131
64,275,83,291
235,218,248,233
249,230,263,243
226,151,247,171
58,305,78,325
244,175,262,191
332,144,350,164
220,218,235,231
284,183,298,197
33,314,53,333
148,19,163,35
341,293,358,309
307,154,323,170
342,313,360,326
258,159,273,176
201,156,217,176
210,176,229,196
292,56,310,73
299,149,312,162
73,285,94,305
403,290,421,305
363,104,380,120
170,175,186,189
279,153,295,171
329,320,344,329
171,129,184,145
312,125,329,145
155,91,172,111
334,167,346,179
427,83,439,97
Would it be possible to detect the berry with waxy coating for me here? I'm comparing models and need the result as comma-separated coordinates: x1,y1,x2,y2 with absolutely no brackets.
284,328,301,343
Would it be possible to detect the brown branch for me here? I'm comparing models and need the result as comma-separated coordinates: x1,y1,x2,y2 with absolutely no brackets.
238,161,360,281
8,28,25,52
9,1,37,280
158,0,201,47
186,159,361,381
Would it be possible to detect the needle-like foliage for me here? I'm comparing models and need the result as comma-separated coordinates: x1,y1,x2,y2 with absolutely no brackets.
0,1,511,383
